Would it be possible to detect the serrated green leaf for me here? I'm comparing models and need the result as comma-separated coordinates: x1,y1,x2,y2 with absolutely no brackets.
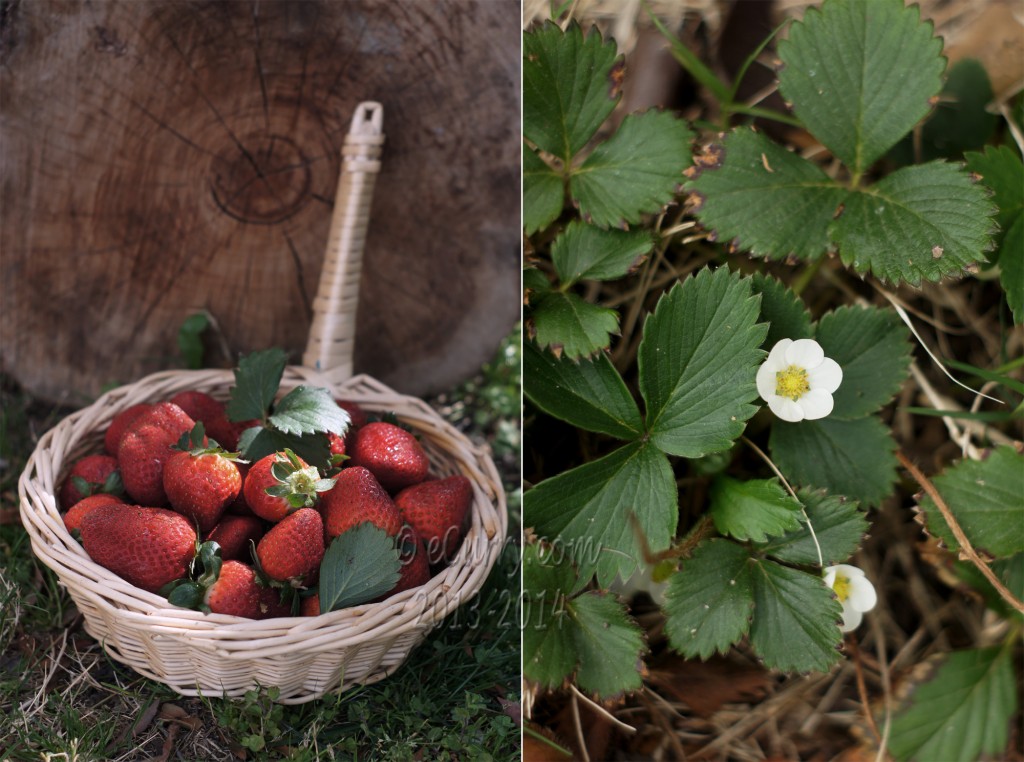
709,477,802,543
523,22,620,163
319,524,401,612
239,427,333,473
639,267,767,458
777,0,945,176
568,592,645,698
688,128,847,261
522,542,578,598
664,539,755,660
831,161,996,284
531,291,619,359
999,216,1024,323
917,445,1024,559
524,266,552,300
524,441,677,587
226,349,287,423
269,386,349,437
750,273,813,351
888,645,1017,762
522,606,575,691
524,146,564,235
966,145,1024,322
770,415,898,508
570,110,693,228
748,558,843,673
551,220,654,285
756,490,867,567
815,305,911,419
524,341,643,439
890,59,997,165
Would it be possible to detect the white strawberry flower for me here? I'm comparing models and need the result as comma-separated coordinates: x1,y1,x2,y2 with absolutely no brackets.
823,564,877,632
756,338,843,422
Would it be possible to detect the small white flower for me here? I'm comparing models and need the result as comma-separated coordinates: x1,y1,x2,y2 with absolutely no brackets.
756,338,843,422
823,564,877,632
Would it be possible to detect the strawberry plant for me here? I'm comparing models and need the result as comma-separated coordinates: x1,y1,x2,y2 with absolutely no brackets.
523,1,1022,757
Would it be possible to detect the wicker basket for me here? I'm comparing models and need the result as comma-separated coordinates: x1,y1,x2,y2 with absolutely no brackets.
17,103,508,705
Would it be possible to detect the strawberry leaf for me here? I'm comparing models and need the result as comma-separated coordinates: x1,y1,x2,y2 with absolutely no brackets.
269,386,350,437
239,428,333,473
166,580,206,611
319,524,402,612
226,348,287,423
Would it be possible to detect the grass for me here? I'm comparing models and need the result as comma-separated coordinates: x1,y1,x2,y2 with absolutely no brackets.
0,328,521,761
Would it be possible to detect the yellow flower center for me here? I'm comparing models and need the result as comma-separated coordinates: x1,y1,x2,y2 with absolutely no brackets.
832,574,851,602
775,365,810,401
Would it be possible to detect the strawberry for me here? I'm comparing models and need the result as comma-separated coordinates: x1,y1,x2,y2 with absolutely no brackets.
257,585,293,619
169,390,258,450
80,504,197,593
59,453,121,508
348,422,430,493
104,403,152,455
300,592,321,617
204,514,264,562
117,403,197,506
243,450,333,523
376,524,430,601
162,426,243,532
255,507,325,583
394,475,473,564
204,560,263,618
320,466,402,540
63,492,124,534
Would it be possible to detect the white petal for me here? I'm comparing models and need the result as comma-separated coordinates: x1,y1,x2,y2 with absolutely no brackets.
833,564,865,578
784,338,824,369
756,362,778,401
822,567,838,588
807,357,843,394
799,389,834,420
768,395,804,422
839,603,863,633
763,339,792,371
847,576,877,613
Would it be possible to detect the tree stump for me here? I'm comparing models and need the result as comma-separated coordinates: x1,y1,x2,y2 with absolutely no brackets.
0,0,520,404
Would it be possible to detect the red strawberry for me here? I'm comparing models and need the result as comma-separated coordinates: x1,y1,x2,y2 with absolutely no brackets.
118,424,182,506
162,428,242,532
243,451,332,522
128,401,196,438
205,560,263,618
320,466,402,540
348,422,430,492
80,505,197,593
104,403,152,455
63,492,124,534
59,453,121,508
326,431,347,458
204,514,264,562
257,585,294,619
394,475,473,564
376,524,430,601
169,390,257,450
255,507,325,583
300,592,321,617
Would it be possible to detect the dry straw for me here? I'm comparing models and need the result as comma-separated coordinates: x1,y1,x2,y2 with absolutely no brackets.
18,103,508,705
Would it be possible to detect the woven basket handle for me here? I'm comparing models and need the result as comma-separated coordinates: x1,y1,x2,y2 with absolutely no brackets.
302,102,385,381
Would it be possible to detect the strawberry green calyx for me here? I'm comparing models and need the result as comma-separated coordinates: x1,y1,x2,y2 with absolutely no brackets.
173,422,246,462
266,449,336,509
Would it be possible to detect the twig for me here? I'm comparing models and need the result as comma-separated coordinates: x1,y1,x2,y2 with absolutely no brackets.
897,450,1024,615
871,611,894,762
570,684,638,734
570,688,591,762
848,637,882,745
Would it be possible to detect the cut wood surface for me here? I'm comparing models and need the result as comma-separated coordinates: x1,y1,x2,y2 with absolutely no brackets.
0,0,520,405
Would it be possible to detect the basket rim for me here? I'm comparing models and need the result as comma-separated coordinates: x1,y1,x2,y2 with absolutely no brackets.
18,366,508,650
